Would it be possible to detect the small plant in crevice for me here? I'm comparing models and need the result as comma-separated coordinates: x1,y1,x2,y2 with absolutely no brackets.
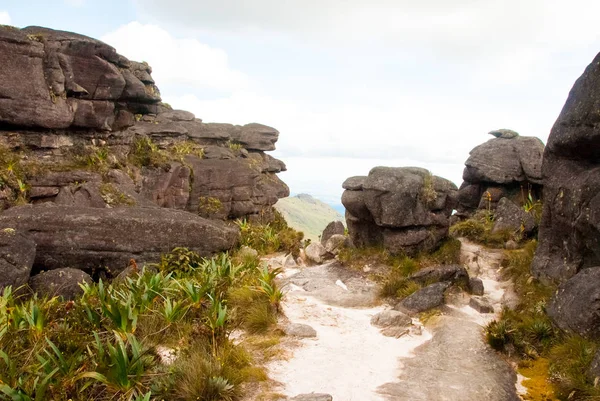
129,137,167,168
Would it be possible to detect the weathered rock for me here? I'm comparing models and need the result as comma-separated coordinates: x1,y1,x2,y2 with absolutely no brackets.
324,234,347,255
0,229,36,290
28,268,92,300
409,265,469,287
290,394,333,401
456,133,544,217
492,197,535,235
546,267,600,338
396,282,450,314
342,167,456,256
0,204,239,276
469,277,484,296
284,323,317,338
0,26,161,130
469,296,494,314
371,309,412,337
489,128,520,139
305,242,329,265
321,221,345,245
532,52,600,283
588,350,600,383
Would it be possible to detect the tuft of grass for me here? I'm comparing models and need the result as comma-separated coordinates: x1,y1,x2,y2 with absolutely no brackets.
170,141,205,160
198,196,223,218
129,137,167,168
548,336,600,399
450,211,516,248
100,182,136,207
236,209,303,257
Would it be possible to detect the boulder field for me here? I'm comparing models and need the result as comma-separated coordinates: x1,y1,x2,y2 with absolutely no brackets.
0,25,289,291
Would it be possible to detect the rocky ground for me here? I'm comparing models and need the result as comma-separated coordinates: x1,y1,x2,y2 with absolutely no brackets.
261,239,522,401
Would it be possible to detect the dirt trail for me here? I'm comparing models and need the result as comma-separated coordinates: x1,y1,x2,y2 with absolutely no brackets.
265,239,521,400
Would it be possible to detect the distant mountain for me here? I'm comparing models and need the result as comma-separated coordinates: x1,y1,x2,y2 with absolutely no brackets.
275,194,345,242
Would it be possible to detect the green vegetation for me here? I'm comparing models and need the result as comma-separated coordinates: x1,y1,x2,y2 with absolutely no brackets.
0,248,285,400
0,146,33,206
226,141,243,152
236,210,304,257
485,240,600,400
129,137,168,168
450,210,515,247
420,172,438,206
100,183,136,207
197,196,223,218
171,141,205,160
338,238,462,301
274,194,344,242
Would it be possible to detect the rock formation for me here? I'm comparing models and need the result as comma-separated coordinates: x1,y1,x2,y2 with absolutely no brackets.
0,26,290,283
456,132,544,217
532,51,600,284
341,167,457,256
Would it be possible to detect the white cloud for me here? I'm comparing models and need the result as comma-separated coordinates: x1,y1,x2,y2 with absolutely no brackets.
0,11,11,25
101,22,251,93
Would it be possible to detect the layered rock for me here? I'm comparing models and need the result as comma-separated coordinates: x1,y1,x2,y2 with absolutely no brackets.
456,133,544,217
341,167,457,255
0,26,290,284
532,52,600,283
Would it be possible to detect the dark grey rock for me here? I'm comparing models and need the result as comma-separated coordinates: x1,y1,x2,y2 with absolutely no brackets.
469,296,494,314
469,277,484,296
397,282,450,314
28,268,92,300
0,229,36,290
533,51,600,283
321,221,345,245
547,267,600,338
492,197,535,235
410,265,469,287
0,204,239,276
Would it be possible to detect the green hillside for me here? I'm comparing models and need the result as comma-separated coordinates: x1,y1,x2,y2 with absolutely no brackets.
274,194,345,242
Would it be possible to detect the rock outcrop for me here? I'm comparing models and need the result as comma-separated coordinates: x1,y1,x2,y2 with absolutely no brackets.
532,52,600,283
0,26,290,284
341,167,457,256
0,228,36,290
456,133,544,217
0,205,238,276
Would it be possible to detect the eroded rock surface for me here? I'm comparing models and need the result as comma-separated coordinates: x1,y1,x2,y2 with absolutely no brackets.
342,167,457,255
0,229,36,290
532,51,600,284
456,133,544,217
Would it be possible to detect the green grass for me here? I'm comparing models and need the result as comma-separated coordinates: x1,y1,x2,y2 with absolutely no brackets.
0,248,282,400
274,194,344,242
236,209,304,257
450,211,515,248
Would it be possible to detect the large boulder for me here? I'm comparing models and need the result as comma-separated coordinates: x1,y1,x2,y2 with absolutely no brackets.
321,221,345,245
341,167,457,255
455,132,544,217
0,204,239,276
28,268,92,300
532,52,600,283
0,229,36,290
546,267,600,338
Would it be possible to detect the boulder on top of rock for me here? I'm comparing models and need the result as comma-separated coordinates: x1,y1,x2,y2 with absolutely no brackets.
396,282,450,314
0,204,239,276
492,197,536,236
342,167,457,255
321,221,345,245
455,132,544,217
0,229,36,291
546,267,600,338
532,51,600,283
28,268,92,300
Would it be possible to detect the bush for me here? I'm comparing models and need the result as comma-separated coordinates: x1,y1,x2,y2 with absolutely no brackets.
236,210,303,257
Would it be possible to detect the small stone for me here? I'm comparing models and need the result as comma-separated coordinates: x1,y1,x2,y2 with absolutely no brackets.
285,323,317,338
469,296,494,314
290,394,333,401
370,310,412,328
469,277,485,296
397,282,450,314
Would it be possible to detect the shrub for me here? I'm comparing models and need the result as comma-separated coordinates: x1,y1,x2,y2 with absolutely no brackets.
198,196,223,218
129,137,167,168
236,210,303,257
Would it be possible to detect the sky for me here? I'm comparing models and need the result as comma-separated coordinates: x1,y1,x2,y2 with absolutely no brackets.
2,1,600,209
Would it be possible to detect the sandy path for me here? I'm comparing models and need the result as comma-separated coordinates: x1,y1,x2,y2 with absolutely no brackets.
266,240,520,400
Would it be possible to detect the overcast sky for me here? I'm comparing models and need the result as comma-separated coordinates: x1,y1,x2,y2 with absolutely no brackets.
3,1,600,208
